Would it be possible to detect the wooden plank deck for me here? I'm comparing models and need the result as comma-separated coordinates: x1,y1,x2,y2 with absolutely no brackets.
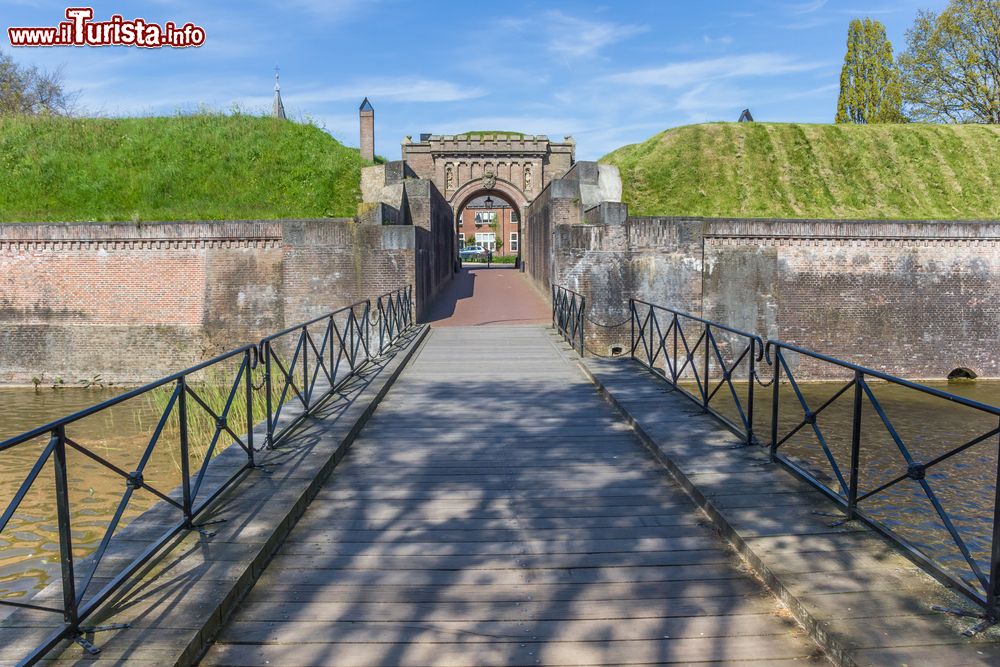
200,326,824,666
580,354,1000,667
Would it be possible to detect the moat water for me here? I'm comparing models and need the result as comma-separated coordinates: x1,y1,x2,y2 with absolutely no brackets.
0,387,188,617
1,378,998,611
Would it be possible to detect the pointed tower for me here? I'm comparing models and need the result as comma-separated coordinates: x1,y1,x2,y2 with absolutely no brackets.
359,97,374,162
272,68,286,120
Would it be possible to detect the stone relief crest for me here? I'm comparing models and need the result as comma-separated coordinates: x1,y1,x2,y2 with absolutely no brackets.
482,171,497,190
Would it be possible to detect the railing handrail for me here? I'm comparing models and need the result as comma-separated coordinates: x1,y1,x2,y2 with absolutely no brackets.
0,344,257,452
631,299,765,351
0,285,415,665
257,298,372,347
552,285,586,357
628,293,1000,624
2,290,414,453
765,338,1000,416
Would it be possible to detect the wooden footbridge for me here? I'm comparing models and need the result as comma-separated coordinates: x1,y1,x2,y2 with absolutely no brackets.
2,271,999,666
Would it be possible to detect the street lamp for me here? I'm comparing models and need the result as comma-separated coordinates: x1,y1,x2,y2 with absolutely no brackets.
483,196,495,259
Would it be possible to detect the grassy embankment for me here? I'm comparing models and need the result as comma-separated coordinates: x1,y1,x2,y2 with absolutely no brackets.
601,122,1000,219
0,113,367,222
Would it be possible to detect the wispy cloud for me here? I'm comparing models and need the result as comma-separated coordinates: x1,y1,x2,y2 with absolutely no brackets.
703,34,734,47
299,78,484,104
500,10,646,59
545,11,647,58
275,0,372,22
605,53,827,88
786,0,829,14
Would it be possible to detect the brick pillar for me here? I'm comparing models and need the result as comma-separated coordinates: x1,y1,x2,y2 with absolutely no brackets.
359,98,375,163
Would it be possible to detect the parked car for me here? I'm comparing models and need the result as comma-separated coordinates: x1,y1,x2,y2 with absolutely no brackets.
459,245,487,261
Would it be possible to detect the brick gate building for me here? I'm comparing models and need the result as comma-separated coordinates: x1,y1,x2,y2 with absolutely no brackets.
401,133,576,261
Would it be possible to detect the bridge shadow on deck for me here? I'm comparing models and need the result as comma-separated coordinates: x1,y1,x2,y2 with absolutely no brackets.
201,327,820,666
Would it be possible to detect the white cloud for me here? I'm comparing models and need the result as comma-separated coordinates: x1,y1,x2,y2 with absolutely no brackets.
674,82,747,112
787,0,829,14
501,10,646,59
275,0,371,22
605,53,827,89
297,78,484,104
703,34,734,47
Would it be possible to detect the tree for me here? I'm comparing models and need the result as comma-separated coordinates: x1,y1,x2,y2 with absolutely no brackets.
836,18,904,124
898,0,1000,123
0,49,73,116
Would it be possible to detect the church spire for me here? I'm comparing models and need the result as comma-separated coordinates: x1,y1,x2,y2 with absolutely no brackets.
272,67,286,120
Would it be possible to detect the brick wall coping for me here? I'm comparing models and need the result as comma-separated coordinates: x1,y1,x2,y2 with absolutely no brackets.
0,219,360,244
627,216,1000,240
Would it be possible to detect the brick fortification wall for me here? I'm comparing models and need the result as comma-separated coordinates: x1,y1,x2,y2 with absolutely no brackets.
525,165,1000,379
699,219,1000,379
361,161,455,317
0,219,421,384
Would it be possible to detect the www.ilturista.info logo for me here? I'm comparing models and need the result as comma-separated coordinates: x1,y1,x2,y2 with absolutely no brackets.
7,7,206,48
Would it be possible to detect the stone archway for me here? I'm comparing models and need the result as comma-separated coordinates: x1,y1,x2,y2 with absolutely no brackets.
452,178,525,264
400,133,575,268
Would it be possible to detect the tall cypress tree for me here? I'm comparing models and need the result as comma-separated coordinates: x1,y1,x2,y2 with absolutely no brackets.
836,18,904,124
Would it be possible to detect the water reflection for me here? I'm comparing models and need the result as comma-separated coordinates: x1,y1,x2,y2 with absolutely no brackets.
0,387,178,615
2,377,999,611
685,376,1000,597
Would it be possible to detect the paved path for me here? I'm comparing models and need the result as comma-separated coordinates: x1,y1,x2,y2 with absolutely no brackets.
422,266,550,327
201,326,824,666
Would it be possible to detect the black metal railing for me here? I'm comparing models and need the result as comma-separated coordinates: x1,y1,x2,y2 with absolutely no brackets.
0,287,413,665
259,286,412,448
552,285,586,356
630,299,764,446
766,340,1000,629
627,296,1000,628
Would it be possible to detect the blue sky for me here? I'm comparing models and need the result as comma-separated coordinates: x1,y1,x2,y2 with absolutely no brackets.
4,0,947,160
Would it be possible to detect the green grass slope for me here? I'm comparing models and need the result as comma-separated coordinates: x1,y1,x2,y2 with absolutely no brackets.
601,122,1000,220
461,130,526,137
0,114,366,222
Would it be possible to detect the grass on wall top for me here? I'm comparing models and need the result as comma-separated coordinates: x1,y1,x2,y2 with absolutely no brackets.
0,113,367,223
600,122,1000,220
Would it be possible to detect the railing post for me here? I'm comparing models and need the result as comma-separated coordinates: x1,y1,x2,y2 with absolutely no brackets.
579,296,586,357
52,426,79,627
770,348,781,462
551,285,557,329
244,350,255,468
629,300,636,359
407,285,413,327
301,327,309,408
672,313,679,384
846,370,864,518
378,297,386,354
703,324,711,409
264,343,274,449
362,303,371,361
746,338,756,446
328,315,336,383
987,418,1000,621
177,377,194,525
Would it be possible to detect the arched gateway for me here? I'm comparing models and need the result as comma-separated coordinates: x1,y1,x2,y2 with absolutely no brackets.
402,133,576,262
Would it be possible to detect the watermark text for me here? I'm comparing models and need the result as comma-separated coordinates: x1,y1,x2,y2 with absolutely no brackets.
8,7,206,48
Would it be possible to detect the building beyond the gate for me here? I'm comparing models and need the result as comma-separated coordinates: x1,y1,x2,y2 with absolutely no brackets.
402,133,575,216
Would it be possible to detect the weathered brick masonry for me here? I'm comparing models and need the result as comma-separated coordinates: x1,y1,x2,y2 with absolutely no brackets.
525,165,1000,380
0,166,456,385
0,216,443,384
